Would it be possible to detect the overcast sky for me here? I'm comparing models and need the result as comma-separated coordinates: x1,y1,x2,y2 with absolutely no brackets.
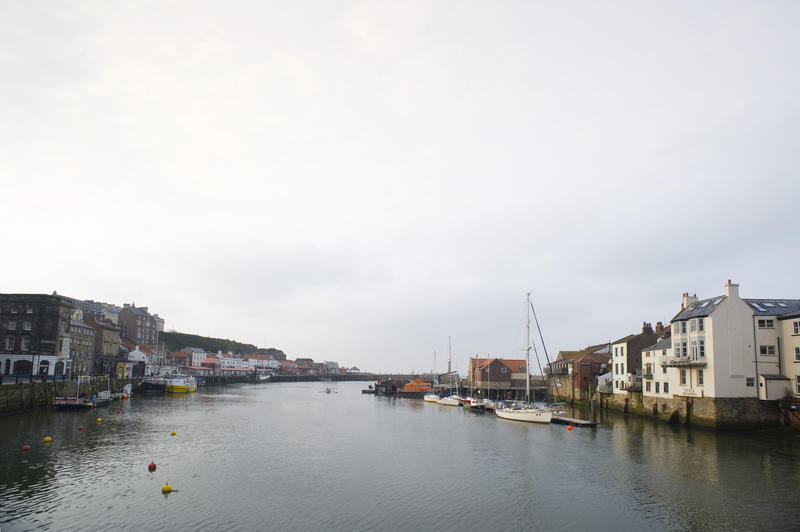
3,2,799,373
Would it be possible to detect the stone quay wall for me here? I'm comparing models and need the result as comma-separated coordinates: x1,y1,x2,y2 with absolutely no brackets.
599,390,788,429
0,379,137,414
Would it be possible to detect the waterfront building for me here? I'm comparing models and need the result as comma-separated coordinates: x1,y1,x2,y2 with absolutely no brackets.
641,335,673,401
68,320,95,376
127,345,153,376
183,347,207,367
546,344,611,401
635,280,800,426
611,322,659,395
83,314,123,376
118,303,159,347
324,360,339,375
0,293,73,377
780,313,800,399
67,298,122,325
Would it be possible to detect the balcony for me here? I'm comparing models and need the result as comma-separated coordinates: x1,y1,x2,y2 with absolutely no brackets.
643,372,654,379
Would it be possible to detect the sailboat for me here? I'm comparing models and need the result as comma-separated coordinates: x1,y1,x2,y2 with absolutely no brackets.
435,337,462,406
423,351,440,403
495,293,552,424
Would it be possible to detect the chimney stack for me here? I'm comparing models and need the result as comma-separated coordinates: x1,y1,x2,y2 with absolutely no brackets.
724,279,740,299
682,292,698,309
655,322,664,335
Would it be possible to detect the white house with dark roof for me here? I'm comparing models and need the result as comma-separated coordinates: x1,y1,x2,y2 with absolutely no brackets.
780,313,800,399
668,280,799,401
642,335,673,399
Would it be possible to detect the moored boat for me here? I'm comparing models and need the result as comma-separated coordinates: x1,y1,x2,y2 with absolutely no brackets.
140,376,167,392
166,374,197,393
423,392,440,402
435,395,461,406
495,401,552,423
401,378,433,393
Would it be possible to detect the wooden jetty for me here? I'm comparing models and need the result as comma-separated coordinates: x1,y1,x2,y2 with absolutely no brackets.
551,415,597,427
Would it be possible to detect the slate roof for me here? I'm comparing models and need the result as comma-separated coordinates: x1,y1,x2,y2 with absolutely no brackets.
672,296,726,321
643,336,672,352
744,299,800,316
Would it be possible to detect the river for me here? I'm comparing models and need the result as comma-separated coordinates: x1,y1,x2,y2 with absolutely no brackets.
1,381,799,531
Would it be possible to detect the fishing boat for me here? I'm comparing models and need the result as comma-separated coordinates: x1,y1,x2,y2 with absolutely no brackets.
463,396,486,411
166,374,197,393
495,293,552,424
140,376,167,392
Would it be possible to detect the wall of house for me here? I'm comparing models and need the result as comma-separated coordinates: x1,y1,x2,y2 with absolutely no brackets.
708,292,757,397
781,317,800,399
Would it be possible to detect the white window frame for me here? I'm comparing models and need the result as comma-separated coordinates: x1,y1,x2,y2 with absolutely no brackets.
698,369,704,386
698,318,704,332
759,345,776,356
680,369,686,385
795,346,800,362
8,320,16,331
757,319,775,329
24,320,32,331
664,382,669,394
793,321,800,335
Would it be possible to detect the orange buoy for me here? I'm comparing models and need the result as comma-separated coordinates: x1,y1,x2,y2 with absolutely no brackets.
122,394,128,399
567,425,573,431
148,461,157,472
116,410,121,414
22,444,31,452
78,425,85,431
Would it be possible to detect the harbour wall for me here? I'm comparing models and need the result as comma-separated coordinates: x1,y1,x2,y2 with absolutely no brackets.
598,391,794,429
0,378,137,414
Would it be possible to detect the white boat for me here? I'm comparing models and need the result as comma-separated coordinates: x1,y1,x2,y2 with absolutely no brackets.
495,293,552,424
423,392,440,403
495,401,552,423
435,395,461,406
166,374,197,393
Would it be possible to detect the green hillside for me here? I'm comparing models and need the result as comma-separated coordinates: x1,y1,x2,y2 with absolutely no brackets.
159,331,286,360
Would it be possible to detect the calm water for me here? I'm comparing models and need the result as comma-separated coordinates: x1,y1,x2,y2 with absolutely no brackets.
2,381,800,531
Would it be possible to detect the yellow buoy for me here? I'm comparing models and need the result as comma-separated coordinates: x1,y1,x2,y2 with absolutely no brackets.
97,418,102,423
161,482,173,494
43,436,52,443
171,431,176,436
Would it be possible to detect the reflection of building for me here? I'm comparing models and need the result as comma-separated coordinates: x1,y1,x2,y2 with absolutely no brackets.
0,293,73,377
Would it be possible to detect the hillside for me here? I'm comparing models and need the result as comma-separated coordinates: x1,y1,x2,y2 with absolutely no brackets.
159,331,286,360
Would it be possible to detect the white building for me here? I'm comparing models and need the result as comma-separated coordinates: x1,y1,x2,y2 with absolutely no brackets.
667,281,799,401
781,314,800,399
642,336,673,399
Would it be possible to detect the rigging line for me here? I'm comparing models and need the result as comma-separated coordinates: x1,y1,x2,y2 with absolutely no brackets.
530,339,547,402
530,297,561,402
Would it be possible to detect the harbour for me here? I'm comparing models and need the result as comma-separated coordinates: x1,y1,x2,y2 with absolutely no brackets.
2,381,800,531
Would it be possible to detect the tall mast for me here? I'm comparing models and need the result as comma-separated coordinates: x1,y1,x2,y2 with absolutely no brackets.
526,292,531,404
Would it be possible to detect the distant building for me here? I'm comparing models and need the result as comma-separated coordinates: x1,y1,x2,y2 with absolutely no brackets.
118,304,159,347
83,314,123,376
0,293,73,377
546,343,611,401
324,361,339,375
183,347,207,367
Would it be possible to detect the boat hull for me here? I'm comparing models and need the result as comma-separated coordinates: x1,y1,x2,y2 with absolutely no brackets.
495,408,552,423
435,396,461,406
166,375,197,393
423,394,439,402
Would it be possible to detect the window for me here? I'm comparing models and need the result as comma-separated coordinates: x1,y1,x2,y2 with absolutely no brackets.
646,381,651,392
746,378,755,387
691,341,698,358
5,336,14,350
681,370,687,385
614,347,618,356
681,322,687,334
621,363,625,374
621,346,625,356
655,382,660,393
698,318,704,332
691,319,697,332
614,381,618,389
664,382,669,393
615,363,618,374
682,342,688,357
699,340,705,357
793,321,800,335
757,319,775,329
22,337,31,350
26,305,33,314
795,347,800,362
662,365,667,374
8,320,15,330
10,306,17,314
24,320,31,331
500,367,507,373
698,370,704,386
797,376,800,395
760,345,776,356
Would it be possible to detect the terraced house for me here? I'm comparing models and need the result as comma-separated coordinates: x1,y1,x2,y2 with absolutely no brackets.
645,280,800,427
